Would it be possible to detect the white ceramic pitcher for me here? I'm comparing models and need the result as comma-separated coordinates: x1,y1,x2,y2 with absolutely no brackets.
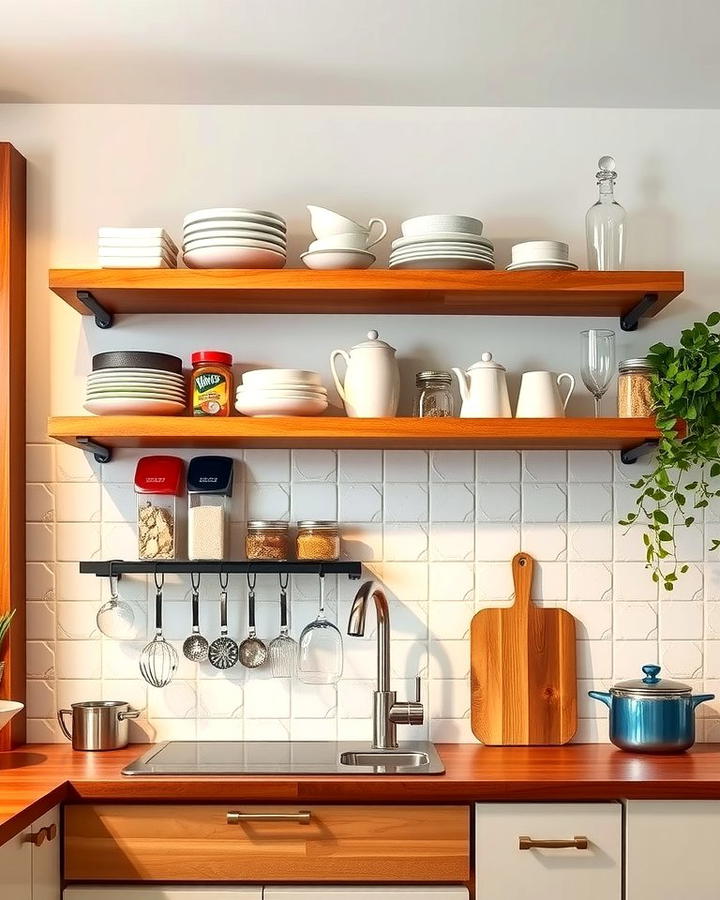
516,371,575,417
452,352,512,418
330,330,400,418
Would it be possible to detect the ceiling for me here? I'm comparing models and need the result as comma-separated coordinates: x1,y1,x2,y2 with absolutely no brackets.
1,0,719,107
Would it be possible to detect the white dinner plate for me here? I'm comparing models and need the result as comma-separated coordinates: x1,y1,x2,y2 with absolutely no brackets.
235,396,328,417
237,389,328,400
238,382,327,394
390,243,494,255
242,369,322,387
89,366,185,378
87,386,185,397
390,248,494,261
87,379,185,392
390,252,494,264
389,257,495,270
183,246,286,269
505,260,579,271
84,397,186,415
88,371,185,381
183,220,286,239
183,236,287,252
182,229,286,247
184,208,286,229
392,232,493,250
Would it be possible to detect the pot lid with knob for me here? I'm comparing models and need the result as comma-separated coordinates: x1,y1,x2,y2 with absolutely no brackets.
610,664,693,697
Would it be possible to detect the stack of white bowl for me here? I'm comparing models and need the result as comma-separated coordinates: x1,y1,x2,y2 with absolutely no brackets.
389,215,494,269
301,205,387,270
98,228,178,268
235,369,328,417
506,241,578,271
182,208,287,269
84,351,185,416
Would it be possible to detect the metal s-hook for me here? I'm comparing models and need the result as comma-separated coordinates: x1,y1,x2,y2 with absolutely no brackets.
246,571,257,593
219,570,229,592
153,568,165,592
279,572,290,593
191,571,201,593
108,559,120,600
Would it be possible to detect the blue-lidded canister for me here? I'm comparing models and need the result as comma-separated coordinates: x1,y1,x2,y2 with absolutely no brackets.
589,665,714,753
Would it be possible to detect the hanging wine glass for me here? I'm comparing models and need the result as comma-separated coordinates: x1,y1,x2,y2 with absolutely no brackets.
580,329,615,416
298,574,343,684
96,570,136,639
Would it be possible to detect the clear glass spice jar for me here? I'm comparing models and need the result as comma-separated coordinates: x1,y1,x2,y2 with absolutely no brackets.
296,521,340,561
134,456,184,560
618,358,655,417
187,455,234,560
246,521,291,560
413,371,455,417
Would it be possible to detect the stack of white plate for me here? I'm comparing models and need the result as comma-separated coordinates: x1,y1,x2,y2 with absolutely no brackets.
235,369,328,417
84,351,186,416
389,214,494,270
98,228,178,268
182,208,287,269
506,241,578,271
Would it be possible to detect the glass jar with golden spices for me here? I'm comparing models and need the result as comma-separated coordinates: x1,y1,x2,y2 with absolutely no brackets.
618,358,655,417
245,521,291,560
296,521,340,561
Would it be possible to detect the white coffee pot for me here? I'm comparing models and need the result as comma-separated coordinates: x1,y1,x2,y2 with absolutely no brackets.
516,371,575,418
330,330,400,418
452,352,512,418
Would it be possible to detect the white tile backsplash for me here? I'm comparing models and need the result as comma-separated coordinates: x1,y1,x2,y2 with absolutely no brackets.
27,445,720,745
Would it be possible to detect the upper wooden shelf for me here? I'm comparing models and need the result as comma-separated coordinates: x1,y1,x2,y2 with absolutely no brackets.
48,269,684,329
48,416,662,464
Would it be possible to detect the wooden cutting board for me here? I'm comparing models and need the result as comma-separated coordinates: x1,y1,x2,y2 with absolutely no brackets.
471,552,577,745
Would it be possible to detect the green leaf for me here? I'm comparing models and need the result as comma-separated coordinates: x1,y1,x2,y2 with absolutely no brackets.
707,311,720,327
658,530,673,542
685,516,695,526
680,565,689,573
663,581,674,591
653,509,669,524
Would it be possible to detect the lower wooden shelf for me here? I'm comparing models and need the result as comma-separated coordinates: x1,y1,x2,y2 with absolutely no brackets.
48,415,661,455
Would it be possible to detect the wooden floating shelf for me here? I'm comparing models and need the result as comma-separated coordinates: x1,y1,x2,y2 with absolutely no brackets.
48,268,683,324
48,416,662,456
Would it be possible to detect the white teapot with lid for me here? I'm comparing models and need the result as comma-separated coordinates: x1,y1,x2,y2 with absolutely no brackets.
452,352,512,418
330,330,400,418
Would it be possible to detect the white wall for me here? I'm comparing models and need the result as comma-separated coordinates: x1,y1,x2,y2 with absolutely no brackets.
5,104,720,744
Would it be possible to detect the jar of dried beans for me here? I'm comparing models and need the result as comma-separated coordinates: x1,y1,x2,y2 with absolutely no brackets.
296,521,340,561
245,521,291,560
618,358,655,417
134,456,184,560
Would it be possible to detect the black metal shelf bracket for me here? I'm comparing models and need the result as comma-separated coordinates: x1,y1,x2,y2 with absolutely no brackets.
77,290,113,329
79,559,363,580
620,292,659,332
620,440,659,465
76,436,112,464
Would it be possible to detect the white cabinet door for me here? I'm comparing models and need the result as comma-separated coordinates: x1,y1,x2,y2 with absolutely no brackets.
0,825,32,900
63,889,262,899
626,800,720,900
475,803,622,900
32,805,60,900
265,890,468,899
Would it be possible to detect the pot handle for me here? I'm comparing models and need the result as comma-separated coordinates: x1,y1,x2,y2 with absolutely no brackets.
329,350,350,402
118,708,140,721
588,690,612,709
691,694,715,710
57,709,73,741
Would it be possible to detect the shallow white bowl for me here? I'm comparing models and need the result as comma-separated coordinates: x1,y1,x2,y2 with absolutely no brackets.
392,232,493,249
84,397,186,415
183,220,286,240
235,395,328,417
301,249,375,270
183,246,286,269
184,208,286,229
506,260,578,271
401,215,483,237
237,388,328,401
389,257,494,270
511,240,569,264
183,236,287,252
238,383,327,395
242,369,322,387
0,701,23,731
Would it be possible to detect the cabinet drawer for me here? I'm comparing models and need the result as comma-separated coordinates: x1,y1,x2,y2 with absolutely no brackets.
475,803,621,900
65,804,470,883
64,891,261,899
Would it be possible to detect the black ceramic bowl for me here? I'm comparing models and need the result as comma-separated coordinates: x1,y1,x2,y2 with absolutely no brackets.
92,351,183,374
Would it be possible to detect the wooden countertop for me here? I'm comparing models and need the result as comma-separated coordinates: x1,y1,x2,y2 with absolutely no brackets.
3,742,720,844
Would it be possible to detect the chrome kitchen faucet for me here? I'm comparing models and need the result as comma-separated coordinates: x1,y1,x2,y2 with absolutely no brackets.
347,581,424,750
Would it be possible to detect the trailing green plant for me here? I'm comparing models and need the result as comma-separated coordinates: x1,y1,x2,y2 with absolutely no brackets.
620,312,720,591
0,609,15,649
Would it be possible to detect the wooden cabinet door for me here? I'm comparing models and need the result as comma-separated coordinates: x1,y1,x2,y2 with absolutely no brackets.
265,890,468,900
626,800,720,900
63,889,263,898
475,802,621,900
0,825,32,900
31,805,60,900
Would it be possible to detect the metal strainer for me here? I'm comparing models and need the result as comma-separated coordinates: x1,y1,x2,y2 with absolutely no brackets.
183,572,209,663
239,572,268,668
208,572,239,669
139,571,178,688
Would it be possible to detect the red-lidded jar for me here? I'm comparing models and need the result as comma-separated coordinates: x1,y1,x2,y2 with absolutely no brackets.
134,456,184,560
191,350,233,416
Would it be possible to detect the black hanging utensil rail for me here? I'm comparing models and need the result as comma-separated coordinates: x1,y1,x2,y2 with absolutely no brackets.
79,559,363,579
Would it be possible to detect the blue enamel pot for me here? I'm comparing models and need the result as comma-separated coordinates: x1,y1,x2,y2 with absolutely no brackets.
589,664,714,753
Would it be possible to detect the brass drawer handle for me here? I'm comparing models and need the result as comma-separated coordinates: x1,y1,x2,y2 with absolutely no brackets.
519,835,588,850
227,810,312,825
29,824,57,847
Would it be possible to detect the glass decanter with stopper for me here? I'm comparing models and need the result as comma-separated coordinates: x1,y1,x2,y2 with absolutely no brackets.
586,155,626,270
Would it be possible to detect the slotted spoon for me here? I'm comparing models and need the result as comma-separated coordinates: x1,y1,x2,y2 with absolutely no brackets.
239,573,268,668
183,572,209,662
208,573,239,669
268,573,297,677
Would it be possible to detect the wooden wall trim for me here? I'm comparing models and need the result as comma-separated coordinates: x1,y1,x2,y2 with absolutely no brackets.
0,142,27,748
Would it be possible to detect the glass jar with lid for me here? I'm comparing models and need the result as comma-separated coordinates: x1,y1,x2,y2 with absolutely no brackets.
134,456,184,560
296,521,340,561
618,357,655,417
245,521,291,560
413,371,455,417
187,455,234,560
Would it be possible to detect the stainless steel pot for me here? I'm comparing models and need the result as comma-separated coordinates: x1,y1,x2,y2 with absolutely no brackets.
57,701,139,751
589,664,714,753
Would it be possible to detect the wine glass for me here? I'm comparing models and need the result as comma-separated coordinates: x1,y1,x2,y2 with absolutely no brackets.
298,575,343,684
580,329,615,416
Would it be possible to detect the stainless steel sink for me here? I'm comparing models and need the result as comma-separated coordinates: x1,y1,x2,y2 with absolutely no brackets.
123,741,445,775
